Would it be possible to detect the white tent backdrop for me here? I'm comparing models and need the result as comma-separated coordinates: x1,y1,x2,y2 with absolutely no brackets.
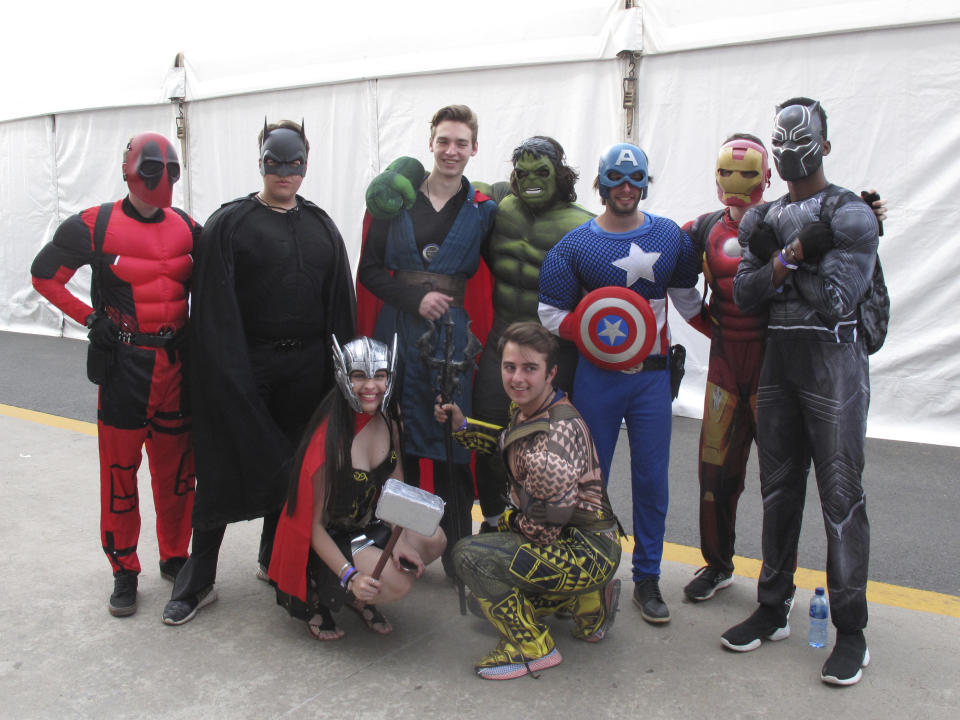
2,1,958,446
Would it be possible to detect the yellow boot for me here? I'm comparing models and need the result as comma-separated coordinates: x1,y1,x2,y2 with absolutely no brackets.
474,590,562,680
571,578,621,642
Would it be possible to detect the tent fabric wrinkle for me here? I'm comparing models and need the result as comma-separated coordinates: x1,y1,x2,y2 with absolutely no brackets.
2,3,959,448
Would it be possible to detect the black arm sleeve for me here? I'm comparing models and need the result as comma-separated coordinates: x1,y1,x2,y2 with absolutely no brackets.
356,217,427,315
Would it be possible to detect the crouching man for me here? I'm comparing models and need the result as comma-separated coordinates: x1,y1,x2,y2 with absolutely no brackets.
435,321,622,680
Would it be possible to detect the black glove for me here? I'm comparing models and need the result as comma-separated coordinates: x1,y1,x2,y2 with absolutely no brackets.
860,190,884,236
87,313,118,349
797,221,834,261
747,222,780,262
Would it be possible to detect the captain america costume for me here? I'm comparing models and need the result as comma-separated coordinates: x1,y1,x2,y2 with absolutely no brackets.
538,214,698,581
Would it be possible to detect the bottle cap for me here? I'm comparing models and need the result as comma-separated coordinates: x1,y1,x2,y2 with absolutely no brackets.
815,587,825,595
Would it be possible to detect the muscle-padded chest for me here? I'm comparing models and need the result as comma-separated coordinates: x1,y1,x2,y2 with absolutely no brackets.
99,210,193,331
490,197,592,290
570,220,686,299
704,214,767,340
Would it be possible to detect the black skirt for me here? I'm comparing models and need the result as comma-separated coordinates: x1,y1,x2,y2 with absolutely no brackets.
274,520,391,620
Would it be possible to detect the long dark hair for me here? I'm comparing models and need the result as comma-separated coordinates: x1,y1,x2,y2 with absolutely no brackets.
283,386,402,517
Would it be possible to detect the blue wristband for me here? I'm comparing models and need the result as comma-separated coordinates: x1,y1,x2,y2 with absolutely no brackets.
777,250,799,270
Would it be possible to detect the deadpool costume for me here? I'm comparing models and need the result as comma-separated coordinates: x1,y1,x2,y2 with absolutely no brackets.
30,132,198,617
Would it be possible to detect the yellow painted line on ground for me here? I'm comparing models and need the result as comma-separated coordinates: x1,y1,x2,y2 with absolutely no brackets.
0,403,97,436
8,406,957,619
471,505,960,619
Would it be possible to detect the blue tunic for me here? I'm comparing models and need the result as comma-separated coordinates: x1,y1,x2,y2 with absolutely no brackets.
373,182,495,462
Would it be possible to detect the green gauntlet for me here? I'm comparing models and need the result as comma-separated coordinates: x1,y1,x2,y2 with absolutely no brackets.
365,156,426,219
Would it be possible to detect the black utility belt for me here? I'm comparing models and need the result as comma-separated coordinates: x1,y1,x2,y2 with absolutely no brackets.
620,354,668,374
248,334,321,350
117,328,182,348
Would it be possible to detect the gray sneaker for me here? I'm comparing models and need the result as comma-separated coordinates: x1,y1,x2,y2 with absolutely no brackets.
683,566,733,602
162,585,218,626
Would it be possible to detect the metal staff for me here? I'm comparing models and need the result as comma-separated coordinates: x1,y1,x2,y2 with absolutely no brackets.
417,312,481,615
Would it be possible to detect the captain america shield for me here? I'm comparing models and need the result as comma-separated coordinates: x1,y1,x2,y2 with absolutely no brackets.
573,286,656,371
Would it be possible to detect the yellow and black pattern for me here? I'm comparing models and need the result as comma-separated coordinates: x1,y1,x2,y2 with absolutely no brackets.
508,526,617,593
452,417,503,455
474,590,555,665
452,526,620,603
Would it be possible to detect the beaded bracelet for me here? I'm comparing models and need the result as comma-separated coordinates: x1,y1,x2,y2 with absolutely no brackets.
457,418,469,432
777,250,799,271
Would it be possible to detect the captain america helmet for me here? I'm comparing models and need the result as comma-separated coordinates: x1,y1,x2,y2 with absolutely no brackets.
597,143,649,199
332,334,398,413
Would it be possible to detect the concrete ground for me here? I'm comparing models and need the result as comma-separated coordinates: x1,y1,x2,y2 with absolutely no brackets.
1,332,959,718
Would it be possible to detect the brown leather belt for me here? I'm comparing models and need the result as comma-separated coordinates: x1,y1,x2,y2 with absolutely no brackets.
393,270,466,306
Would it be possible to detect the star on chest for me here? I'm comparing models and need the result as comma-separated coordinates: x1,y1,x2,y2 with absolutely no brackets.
611,244,660,286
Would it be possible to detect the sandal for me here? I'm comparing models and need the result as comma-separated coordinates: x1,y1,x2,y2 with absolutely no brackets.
348,600,393,635
306,605,344,641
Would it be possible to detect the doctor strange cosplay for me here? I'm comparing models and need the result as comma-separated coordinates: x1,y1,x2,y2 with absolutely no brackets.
269,336,446,640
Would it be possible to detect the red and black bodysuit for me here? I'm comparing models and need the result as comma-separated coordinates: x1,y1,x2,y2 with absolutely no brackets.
31,197,198,574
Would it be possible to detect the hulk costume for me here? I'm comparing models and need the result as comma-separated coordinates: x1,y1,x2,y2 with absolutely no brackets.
365,137,594,525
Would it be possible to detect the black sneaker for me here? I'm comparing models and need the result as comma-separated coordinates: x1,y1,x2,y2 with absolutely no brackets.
721,604,790,652
162,585,218,626
109,570,138,617
821,630,870,686
684,566,734,602
159,556,188,583
632,577,670,624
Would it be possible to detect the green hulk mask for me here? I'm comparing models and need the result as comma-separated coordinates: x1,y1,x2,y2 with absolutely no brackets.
512,152,558,212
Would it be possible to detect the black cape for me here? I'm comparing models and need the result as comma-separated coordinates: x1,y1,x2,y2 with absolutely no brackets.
189,194,356,530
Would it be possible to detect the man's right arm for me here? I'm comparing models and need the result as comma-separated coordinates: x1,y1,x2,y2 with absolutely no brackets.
30,212,98,326
537,240,581,340
356,218,430,316
733,206,780,315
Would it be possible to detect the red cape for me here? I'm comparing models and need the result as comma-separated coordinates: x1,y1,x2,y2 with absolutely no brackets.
268,413,374,601
267,417,328,602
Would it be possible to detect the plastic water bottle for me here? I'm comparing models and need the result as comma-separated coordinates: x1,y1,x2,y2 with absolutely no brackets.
808,587,829,648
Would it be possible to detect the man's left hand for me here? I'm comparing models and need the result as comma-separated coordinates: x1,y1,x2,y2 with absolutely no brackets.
797,221,834,261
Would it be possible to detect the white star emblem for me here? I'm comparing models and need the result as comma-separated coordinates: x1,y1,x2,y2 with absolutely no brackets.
612,244,660,286
597,317,626,345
